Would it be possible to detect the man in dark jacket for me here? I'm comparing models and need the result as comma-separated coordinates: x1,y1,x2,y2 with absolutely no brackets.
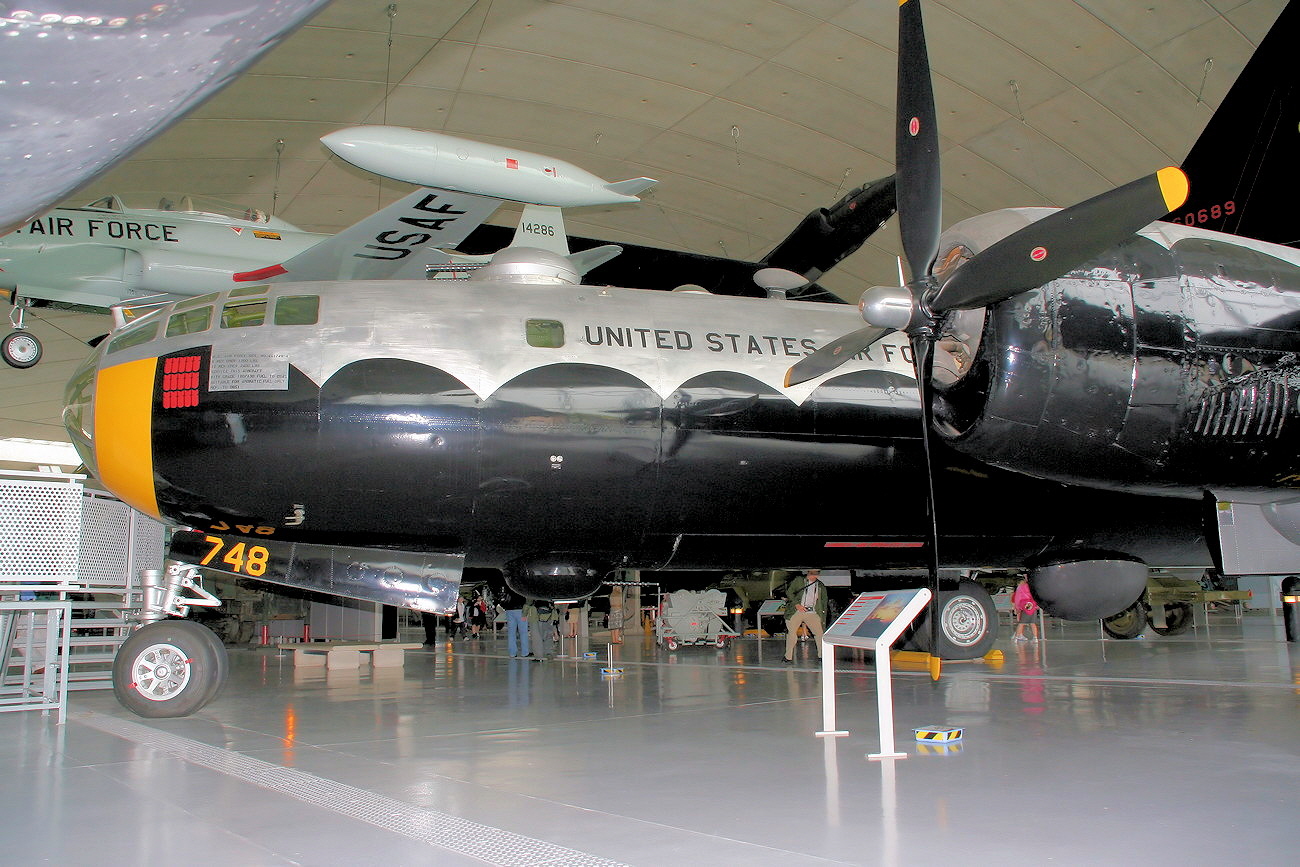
783,570,827,664
500,585,530,658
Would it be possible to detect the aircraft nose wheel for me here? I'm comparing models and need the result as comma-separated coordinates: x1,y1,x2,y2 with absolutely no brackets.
112,619,227,718
2,330,42,368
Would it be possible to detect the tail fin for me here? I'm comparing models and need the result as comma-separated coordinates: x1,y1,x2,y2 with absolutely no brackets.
604,177,657,198
1169,3,1299,246
505,205,623,275
243,187,503,282
509,204,570,255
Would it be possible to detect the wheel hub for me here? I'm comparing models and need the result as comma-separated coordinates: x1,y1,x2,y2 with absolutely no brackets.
131,643,192,701
941,595,988,647
6,333,39,363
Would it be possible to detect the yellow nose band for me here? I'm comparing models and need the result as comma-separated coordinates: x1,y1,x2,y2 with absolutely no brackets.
94,358,159,519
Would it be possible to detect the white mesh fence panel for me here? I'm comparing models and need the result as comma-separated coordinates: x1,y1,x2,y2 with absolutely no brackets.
0,478,82,582
79,494,131,585
128,508,166,577
80,492,165,588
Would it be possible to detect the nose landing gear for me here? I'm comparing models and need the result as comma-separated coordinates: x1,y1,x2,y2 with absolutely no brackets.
111,563,228,718
3,303,42,368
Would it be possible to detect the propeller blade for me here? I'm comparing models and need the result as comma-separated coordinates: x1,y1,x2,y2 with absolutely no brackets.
760,175,896,281
784,325,891,387
907,333,943,653
896,0,942,281
930,167,1189,312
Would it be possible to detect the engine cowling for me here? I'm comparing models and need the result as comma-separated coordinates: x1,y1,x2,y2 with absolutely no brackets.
1026,552,1149,620
504,554,606,601
931,211,1300,498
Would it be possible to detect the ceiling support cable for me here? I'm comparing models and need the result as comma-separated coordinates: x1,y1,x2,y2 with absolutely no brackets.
1196,58,1214,104
377,3,398,212
1009,79,1025,123
272,138,285,217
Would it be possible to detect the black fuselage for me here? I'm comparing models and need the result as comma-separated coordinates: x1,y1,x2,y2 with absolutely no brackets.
145,351,1210,574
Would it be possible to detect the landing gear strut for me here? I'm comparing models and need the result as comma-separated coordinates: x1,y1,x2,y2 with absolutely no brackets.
2,303,41,368
112,563,228,718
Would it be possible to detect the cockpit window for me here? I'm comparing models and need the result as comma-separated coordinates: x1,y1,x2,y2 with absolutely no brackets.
221,300,267,329
229,284,269,298
166,307,213,338
526,319,565,348
84,195,124,212
174,292,219,311
106,322,159,354
274,295,319,325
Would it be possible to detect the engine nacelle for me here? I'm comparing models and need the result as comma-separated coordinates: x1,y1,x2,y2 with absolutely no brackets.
932,211,1300,498
1027,552,1149,620
504,554,606,602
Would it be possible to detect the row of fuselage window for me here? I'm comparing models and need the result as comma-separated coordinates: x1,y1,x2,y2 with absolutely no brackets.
104,288,569,357
106,286,320,355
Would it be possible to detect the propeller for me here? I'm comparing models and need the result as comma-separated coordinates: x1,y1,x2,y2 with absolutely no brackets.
786,3,1189,390
784,0,1189,657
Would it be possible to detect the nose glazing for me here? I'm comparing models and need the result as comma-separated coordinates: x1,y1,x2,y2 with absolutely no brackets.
63,348,99,477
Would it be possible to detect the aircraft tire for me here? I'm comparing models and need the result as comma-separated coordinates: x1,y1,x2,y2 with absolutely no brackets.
912,580,997,659
112,620,226,718
196,621,230,707
1,330,41,368
1101,601,1148,639
1150,602,1194,636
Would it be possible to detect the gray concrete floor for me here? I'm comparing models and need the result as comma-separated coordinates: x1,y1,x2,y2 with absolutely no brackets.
3,612,1298,865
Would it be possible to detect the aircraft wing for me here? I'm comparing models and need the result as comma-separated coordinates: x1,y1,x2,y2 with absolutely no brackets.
0,1,332,236
236,187,504,283
568,244,623,275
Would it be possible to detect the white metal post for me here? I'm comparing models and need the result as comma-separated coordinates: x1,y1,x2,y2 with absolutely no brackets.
868,636,905,759
817,641,847,737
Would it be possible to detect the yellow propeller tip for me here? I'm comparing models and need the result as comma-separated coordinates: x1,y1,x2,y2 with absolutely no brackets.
1157,166,1189,212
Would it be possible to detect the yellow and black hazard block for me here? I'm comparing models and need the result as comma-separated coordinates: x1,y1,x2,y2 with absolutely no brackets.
913,725,963,743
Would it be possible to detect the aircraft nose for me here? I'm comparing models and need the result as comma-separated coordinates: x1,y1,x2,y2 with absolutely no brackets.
63,348,160,519
63,350,98,475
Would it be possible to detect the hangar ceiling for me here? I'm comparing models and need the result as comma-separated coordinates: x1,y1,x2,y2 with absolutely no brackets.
0,0,1288,450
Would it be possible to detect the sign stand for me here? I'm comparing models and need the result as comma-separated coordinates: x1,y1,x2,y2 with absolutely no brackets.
755,599,786,639
817,650,848,738
816,588,932,759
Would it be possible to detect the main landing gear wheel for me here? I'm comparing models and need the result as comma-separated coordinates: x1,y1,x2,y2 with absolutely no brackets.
113,619,228,718
1151,602,1194,636
1101,601,1147,640
1,330,41,368
912,579,997,659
